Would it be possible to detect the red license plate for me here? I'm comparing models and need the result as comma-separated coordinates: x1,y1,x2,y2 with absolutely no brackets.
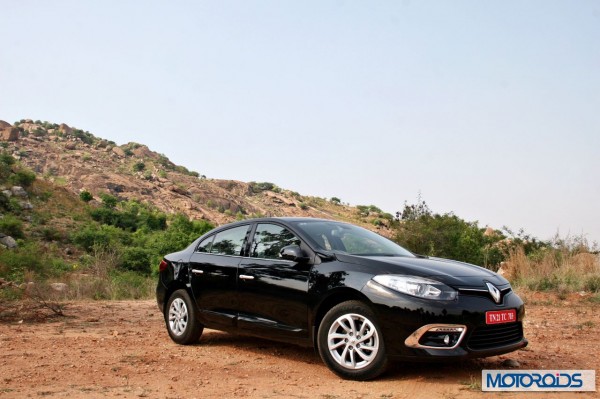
486,309,517,325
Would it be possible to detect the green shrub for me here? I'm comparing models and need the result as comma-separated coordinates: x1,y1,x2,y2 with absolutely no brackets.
79,190,93,202
72,129,96,145
584,276,600,292
133,162,145,172
120,247,152,274
0,215,24,238
38,191,53,201
99,193,118,209
0,242,67,280
109,271,155,300
71,223,128,251
9,169,36,187
39,226,64,242
356,205,370,216
250,181,276,193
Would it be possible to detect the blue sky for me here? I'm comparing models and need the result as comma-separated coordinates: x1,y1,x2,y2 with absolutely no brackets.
1,1,599,244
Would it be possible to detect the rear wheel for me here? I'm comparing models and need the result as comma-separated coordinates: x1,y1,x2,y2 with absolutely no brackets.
165,289,203,344
317,301,387,380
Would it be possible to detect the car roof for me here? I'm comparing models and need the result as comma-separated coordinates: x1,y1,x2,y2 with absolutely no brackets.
216,217,335,227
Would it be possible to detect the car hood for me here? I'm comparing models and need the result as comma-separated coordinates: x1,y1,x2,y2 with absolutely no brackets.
335,253,508,288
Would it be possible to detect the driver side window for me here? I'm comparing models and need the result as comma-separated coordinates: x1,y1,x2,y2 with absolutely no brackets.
251,224,300,259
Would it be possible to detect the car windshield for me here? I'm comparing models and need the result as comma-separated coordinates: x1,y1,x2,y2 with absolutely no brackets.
292,220,414,257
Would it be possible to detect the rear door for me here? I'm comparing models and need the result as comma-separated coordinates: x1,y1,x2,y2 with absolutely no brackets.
189,224,252,330
237,223,311,341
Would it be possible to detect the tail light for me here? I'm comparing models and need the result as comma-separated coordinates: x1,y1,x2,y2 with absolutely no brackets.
159,260,168,272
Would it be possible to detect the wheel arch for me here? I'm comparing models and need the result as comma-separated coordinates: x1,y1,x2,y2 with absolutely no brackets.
163,281,190,314
311,288,373,348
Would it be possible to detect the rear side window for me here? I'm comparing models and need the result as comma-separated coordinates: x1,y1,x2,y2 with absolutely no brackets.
196,236,214,253
209,225,250,256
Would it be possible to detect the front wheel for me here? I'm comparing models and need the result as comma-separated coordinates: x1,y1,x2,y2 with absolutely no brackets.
165,289,204,345
317,301,388,380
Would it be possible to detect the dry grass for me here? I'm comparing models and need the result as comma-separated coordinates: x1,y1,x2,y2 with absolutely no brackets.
503,236,600,294
63,273,155,300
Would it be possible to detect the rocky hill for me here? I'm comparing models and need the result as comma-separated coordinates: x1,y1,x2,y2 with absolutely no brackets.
0,119,394,230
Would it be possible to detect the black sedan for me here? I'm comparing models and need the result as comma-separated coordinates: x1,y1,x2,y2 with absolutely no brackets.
156,217,527,380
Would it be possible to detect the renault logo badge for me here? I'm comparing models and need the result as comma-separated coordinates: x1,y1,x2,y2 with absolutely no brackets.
486,282,501,304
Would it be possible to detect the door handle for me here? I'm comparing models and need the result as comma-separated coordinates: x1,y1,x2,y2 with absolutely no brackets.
239,274,254,280
192,269,204,275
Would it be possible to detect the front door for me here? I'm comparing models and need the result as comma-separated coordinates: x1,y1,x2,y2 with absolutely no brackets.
237,223,311,341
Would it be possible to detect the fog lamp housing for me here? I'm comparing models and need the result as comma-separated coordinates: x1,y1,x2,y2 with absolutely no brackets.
405,325,467,350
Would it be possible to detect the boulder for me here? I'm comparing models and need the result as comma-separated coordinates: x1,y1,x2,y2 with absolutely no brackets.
50,283,68,292
169,185,190,196
59,123,72,135
19,123,43,133
0,127,20,141
11,186,28,198
20,201,34,210
65,142,77,150
132,145,158,159
0,120,11,129
0,234,18,248
106,183,125,193
2,190,12,198
112,146,126,157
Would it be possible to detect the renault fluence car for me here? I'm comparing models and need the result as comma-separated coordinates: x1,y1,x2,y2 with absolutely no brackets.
157,217,527,380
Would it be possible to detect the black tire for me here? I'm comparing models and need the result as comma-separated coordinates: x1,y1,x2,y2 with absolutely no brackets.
165,289,204,345
317,300,388,380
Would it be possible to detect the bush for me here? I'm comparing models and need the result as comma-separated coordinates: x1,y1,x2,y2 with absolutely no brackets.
585,276,600,292
39,226,64,242
109,271,155,300
120,247,152,274
90,199,167,232
0,242,68,280
79,190,93,202
99,193,118,209
506,238,600,294
0,215,24,238
0,153,15,182
9,169,36,188
71,223,128,251
250,182,276,193
133,162,145,172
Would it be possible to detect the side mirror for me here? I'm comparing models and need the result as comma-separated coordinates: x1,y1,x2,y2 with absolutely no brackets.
280,245,309,262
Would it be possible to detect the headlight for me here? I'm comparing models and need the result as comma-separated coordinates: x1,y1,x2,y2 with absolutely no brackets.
372,275,457,300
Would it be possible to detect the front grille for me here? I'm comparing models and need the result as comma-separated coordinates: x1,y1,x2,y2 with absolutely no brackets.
458,287,512,304
467,322,523,350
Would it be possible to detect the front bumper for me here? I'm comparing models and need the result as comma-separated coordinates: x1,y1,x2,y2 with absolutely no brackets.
362,280,528,360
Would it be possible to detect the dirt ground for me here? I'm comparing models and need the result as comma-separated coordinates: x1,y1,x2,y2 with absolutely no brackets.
1,292,598,398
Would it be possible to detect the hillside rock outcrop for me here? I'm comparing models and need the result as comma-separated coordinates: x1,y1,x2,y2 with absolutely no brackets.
0,120,20,141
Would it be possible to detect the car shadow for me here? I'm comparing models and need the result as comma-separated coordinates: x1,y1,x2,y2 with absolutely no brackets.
197,329,502,380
